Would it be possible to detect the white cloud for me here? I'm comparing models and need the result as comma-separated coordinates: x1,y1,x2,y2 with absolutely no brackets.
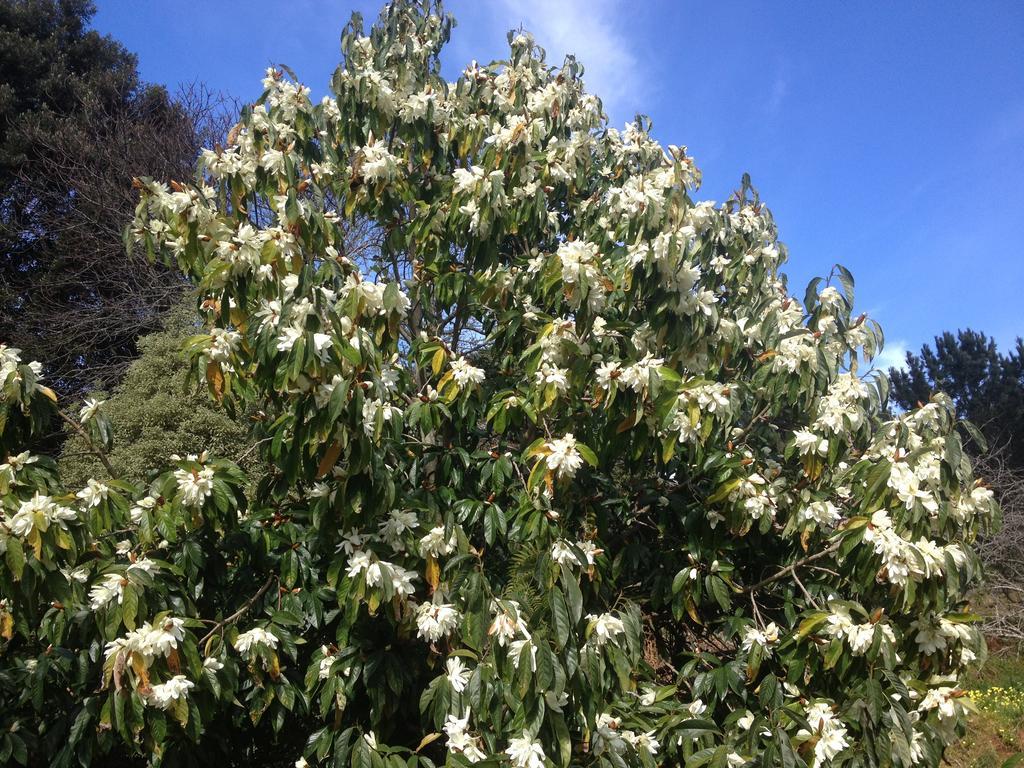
766,76,788,119
493,0,643,121
875,339,908,371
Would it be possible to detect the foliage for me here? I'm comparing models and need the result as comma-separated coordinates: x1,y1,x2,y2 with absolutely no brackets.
58,300,261,489
0,0,136,178
889,331,1024,641
0,0,232,403
0,2,999,767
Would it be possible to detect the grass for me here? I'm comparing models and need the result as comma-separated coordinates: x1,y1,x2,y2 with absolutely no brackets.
948,654,1024,768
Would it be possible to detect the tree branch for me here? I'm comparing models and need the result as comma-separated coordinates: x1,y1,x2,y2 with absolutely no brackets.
744,541,842,594
57,409,118,479
198,575,276,649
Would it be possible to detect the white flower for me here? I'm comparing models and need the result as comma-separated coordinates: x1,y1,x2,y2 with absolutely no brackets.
618,354,664,393
594,360,620,390
89,573,126,611
800,500,841,527
0,451,35,483
587,612,625,647
444,712,486,762
276,326,303,352
910,618,947,655
535,363,569,392
446,656,471,692
741,622,779,653
209,327,240,361
550,539,602,567
626,730,660,756
545,434,584,479
797,702,849,768
505,733,546,768
686,699,707,716
143,617,187,658
308,481,332,499
63,566,89,584
909,732,925,765
379,508,419,544
416,602,461,642
318,647,336,680
76,479,109,508
104,617,185,666
362,398,402,437
129,495,157,524
488,601,529,646
8,492,76,537
825,604,855,635
556,240,600,287
234,627,279,655
845,623,876,655
888,461,937,514
419,526,456,558
450,356,486,387
793,429,828,457
360,139,399,182
510,638,538,670
79,398,105,422
127,558,158,576
346,553,417,597
145,675,194,709
174,466,215,508
452,165,486,194
918,687,960,721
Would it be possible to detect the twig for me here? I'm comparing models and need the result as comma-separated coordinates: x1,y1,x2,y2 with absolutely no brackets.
791,568,820,609
744,541,842,594
198,575,276,648
57,409,118,478
749,591,765,628
236,437,271,463
733,404,772,445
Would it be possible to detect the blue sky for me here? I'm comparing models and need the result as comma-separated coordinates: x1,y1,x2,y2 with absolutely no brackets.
93,0,1024,368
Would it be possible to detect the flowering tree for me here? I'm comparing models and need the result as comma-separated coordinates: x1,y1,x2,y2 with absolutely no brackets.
0,2,998,767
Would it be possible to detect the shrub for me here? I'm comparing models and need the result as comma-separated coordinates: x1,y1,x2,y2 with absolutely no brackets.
0,2,997,767
59,301,260,489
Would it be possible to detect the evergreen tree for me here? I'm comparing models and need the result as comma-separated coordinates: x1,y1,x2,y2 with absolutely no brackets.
0,0,230,402
889,329,1024,465
58,300,260,489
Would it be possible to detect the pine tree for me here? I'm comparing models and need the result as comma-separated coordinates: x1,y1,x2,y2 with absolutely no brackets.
890,329,1024,465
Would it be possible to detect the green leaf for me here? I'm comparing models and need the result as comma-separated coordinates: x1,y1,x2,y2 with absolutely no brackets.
121,584,138,631
551,590,571,649
5,538,25,580
576,443,598,467
706,478,741,505
562,566,583,624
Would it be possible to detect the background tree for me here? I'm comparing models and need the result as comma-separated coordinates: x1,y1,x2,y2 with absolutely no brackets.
0,0,234,404
889,329,1024,465
58,299,262,489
